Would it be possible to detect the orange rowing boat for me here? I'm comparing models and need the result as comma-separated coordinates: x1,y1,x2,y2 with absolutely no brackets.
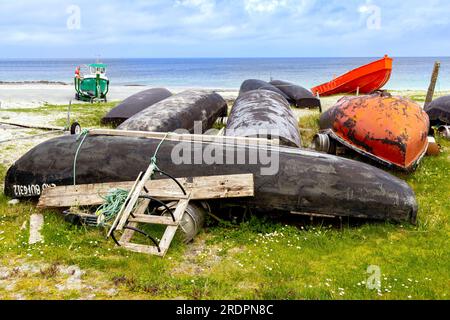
316,91,429,171
311,55,393,96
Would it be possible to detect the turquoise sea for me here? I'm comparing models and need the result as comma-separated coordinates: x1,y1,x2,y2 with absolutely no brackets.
0,57,449,90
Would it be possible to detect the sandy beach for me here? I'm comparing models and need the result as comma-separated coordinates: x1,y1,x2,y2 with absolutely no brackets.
0,83,242,109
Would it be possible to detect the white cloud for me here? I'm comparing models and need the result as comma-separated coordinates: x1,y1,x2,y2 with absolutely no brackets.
244,0,288,13
1,0,450,57
175,0,215,14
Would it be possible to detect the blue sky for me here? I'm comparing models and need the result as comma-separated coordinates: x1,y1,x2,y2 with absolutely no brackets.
1,0,450,58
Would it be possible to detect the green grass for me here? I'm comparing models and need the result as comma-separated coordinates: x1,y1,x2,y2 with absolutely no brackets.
0,107,449,300
0,102,118,128
299,113,320,148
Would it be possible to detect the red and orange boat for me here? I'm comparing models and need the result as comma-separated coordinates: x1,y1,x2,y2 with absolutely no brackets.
314,91,430,171
311,55,393,96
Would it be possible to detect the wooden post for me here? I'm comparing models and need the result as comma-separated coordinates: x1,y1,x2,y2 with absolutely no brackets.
356,87,360,96
316,92,322,113
425,61,440,107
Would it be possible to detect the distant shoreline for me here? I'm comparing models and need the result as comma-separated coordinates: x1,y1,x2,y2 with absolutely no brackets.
0,82,439,93
0,80,69,85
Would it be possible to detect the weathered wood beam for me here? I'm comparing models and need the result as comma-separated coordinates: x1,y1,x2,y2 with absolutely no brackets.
38,174,254,208
425,61,441,107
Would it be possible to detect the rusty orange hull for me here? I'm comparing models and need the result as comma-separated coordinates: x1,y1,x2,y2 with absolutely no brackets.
311,56,393,97
319,92,430,171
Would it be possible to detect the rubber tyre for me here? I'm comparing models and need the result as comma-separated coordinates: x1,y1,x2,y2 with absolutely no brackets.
70,122,81,135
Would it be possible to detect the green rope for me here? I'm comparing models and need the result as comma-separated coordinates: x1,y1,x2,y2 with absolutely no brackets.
95,133,170,226
95,188,129,226
150,132,169,171
73,129,90,186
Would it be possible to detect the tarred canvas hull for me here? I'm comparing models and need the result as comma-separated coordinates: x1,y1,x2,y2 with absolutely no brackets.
319,92,430,171
312,56,393,97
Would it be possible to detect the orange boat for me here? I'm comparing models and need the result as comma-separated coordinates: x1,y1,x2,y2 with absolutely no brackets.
311,55,393,96
314,91,430,171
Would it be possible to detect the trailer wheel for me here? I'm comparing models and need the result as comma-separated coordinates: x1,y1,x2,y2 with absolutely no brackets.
70,122,81,135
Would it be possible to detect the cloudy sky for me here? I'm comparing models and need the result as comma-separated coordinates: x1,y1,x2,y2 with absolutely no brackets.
1,0,449,58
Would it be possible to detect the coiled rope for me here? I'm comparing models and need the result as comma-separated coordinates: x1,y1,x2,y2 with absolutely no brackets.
94,133,170,225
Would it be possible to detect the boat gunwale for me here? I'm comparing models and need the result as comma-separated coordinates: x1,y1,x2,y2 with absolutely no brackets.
311,56,393,95
321,128,428,171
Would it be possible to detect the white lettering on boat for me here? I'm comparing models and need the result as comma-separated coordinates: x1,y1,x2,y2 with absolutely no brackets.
13,183,56,197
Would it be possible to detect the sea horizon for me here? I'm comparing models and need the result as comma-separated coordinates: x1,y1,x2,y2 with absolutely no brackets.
0,57,448,91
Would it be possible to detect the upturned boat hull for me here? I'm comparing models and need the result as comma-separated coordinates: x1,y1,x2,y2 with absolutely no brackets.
118,90,227,133
4,134,418,223
425,95,450,127
318,92,429,171
270,80,321,109
239,79,290,101
225,90,302,148
101,88,172,126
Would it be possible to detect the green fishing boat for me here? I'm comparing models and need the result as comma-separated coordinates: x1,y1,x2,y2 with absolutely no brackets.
74,63,109,102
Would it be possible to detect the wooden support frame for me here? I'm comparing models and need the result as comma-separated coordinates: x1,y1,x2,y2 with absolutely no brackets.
88,128,280,146
38,174,255,208
101,173,254,257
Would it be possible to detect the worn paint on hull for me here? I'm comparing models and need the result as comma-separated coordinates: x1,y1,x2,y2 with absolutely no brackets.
102,88,172,126
239,79,290,101
425,95,450,127
4,134,418,223
270,80,321,109
225,90,302,148
118,90,227,133
320,92,430,171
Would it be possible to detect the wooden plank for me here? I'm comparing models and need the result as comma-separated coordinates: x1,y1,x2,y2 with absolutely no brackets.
89,129,279,146
38,174,254,208
119,222,138,243
119,198,150,243
129,215,178,226
0,120,64,131
118,242,164,256
119,196,190,257
158,197,191,256
116,164,157,231
29,214,44,244
106,172,142,237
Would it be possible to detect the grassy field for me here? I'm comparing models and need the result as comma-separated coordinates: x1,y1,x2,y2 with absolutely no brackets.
0,101,449,300
1,102,117,128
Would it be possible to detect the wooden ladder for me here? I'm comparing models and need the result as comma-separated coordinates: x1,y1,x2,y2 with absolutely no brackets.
107,162,191,257
115,195,191,257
